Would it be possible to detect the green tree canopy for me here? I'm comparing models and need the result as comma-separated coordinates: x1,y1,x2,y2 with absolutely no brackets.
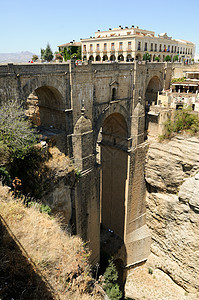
43,43,53,62
0,99,36,159
173,55,179,62
164,55,171,62
143,52,151,61
103,259,122,300
61,46,81,61
155,56,160,62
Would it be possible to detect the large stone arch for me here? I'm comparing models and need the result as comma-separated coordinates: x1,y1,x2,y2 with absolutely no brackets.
22,79,66,130
145,75,162,106
94,102,130,147
99,112,128,239
22,76,65,101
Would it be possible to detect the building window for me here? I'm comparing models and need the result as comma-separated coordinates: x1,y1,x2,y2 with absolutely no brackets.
155,44,157,51
177,47,179,53
96,44,100,51
164,45,166,52
104,43,107,51
111,43,115,51
90,44,93,52
168,45,170,52
83,45,86,52
151,43,153,51
144,42,147,51
174,46,176,53
119,42,123,51
159,44,162,52
137,41,141,51
128,42,132,50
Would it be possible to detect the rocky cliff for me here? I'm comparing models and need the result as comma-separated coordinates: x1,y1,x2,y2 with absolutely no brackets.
145,136,199,293
125,136,199,299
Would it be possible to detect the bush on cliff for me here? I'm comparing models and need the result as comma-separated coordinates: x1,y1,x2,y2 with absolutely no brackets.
159,106,199,140
103,258,122,300
0,99,36,160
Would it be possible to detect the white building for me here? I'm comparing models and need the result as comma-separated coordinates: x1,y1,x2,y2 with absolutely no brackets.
81,25,195,63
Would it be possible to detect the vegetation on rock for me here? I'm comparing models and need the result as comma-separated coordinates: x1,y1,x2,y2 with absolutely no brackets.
159,106,199,140
0,184,102,299
103,258,122,300
0,99,36,160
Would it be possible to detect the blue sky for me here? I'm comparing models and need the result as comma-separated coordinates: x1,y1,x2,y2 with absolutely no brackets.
1,0,199,55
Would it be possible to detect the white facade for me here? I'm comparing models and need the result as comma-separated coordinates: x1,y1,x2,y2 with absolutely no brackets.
81,26,195,63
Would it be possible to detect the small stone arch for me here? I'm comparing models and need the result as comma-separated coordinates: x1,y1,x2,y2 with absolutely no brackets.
110,54,116,61
126,54,132,62
83,55,87,61
96,55,101,61
118,54,124,61
89,55,94,61
103,55,108,61
136,54,141,61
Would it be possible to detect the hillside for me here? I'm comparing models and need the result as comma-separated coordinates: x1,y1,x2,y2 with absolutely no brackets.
0,184,103,300
0,51,36,63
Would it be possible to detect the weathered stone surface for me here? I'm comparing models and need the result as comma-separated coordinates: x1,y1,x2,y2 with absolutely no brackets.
145,136,199,193
145,136,199,293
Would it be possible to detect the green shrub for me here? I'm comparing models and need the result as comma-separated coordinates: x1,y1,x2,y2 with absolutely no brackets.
103,258,122,300
39,204,52,215
0,166,11,186
160,106,199,140
0,99,36,160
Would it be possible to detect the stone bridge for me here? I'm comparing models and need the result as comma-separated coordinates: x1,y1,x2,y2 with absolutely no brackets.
0,61,173,267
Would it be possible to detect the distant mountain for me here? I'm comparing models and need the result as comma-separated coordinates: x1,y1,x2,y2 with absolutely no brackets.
0,51,38,63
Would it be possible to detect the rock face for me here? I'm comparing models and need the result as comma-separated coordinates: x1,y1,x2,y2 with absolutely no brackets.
145,136,199,293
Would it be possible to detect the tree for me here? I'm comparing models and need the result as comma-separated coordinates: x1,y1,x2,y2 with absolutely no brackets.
155,56,160,62
143,52,151,61
0,99,36,159
40,48,45,59
32,55,38,62
61,45,81,61
173,55,179,62
103,259,122,300
43,43,53,62
164,55,171,62
54,52,63,61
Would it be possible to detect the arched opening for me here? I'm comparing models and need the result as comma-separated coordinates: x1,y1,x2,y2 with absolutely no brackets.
89,55,94,61
111,88,117,100
83,55,87,61
136,54,141,61
96,55,101,61
103,55,108,61
118,54,124,61
145,76,162,138
145,76,162,106
110,54,116,61
153,54,156,61
98,113,128,240
126,54,132,62
26,86,65,130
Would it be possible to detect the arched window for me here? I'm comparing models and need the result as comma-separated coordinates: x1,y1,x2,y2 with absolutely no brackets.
112,88,117,101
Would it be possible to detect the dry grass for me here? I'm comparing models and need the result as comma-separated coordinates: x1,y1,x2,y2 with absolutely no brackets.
0,184,102,300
